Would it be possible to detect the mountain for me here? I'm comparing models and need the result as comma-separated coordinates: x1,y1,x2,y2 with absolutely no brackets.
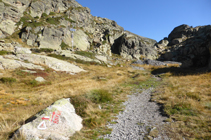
0,0,210,68
0,0,157,60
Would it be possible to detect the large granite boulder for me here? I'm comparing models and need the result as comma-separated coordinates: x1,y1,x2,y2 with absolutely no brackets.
112,31,157,60
12,98,83,140
38,27,63,50
63,29,90,51
157,24,211,68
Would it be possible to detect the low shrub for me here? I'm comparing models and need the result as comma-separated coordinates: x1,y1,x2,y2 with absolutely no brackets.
70,96,92,117
0,77,16,84
87,89,113,103
31,48,54,53
60,41,69,50
46,17,60,25
0,51,11,55
75,51,96,59
41,13,48,18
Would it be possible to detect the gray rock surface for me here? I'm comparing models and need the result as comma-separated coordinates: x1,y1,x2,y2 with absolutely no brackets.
112,31,157,60
95,55,107,63
35,77,46,82
14,46,31,54
103,88,169,140
157,24,211,68
133,59,182,66
0,55,44,70
12,98,83,140
64,29,90,51
59,50,101,64
16,53,85,74
0,0,31,38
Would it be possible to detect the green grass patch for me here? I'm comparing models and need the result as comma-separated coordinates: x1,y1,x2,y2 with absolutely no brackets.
31,48,54,53
87,89,113,104
102,40,107,45
41,13,48,18
17,15,44,28
25,80,51,87
70,87,130,139
0,77,16,84
48,54,103,66
46,17,61,25
49,12,56,16
60,41,70,50
0,50,12,55
74,51,96,59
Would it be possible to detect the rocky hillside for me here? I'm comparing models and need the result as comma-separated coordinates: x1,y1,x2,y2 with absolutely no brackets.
1,0,210,69
0,0,157,60
156,24,211,68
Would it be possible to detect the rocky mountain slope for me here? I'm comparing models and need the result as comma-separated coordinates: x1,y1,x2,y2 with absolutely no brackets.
0,0,157,60
0,0,210,69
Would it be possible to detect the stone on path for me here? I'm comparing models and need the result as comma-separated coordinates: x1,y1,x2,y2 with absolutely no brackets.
12,98,83,140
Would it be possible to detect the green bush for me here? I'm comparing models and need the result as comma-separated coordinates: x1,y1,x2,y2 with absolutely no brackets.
46,17,60,25
0,50,11,55
0,77,16,84
75,51,96,59
29,80,38,87
48,54,70,61
60,41,69,50
87,89,113,103
49,12,56,15
31,48,54,53
41,13,48,18
71,96,92,117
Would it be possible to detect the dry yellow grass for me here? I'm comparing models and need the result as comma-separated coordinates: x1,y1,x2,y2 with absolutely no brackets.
0,61,149,139
152,69,211,139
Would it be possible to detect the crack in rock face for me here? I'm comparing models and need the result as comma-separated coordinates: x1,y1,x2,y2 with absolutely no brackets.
102,88,169,140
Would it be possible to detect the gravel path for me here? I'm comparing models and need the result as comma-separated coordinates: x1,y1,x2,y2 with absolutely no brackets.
103,87,169,140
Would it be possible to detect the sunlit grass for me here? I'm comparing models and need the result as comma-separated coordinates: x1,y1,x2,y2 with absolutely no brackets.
0,59,151,139
152,70,211,139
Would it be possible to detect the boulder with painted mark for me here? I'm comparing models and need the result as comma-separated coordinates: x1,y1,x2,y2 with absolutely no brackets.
11,98,83,140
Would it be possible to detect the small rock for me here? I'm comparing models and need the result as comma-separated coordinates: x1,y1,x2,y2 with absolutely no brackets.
35,77,46,82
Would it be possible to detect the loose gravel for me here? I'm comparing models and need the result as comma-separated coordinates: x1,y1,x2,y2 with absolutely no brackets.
103,87,169,140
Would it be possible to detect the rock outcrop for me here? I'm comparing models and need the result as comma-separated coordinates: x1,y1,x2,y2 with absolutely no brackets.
0,0,31,38
0,0,157,60
156,24,211,68
112,31,157,59
12,98,83,140
0,55,45,70
16,53,85,74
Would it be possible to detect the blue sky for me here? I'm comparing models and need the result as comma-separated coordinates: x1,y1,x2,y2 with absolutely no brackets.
76,0,211,42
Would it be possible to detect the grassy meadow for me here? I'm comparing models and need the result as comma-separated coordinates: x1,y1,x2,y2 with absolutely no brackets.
0,56,210,140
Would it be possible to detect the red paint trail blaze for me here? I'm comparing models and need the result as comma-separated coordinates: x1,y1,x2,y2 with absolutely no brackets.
51,111,62,124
